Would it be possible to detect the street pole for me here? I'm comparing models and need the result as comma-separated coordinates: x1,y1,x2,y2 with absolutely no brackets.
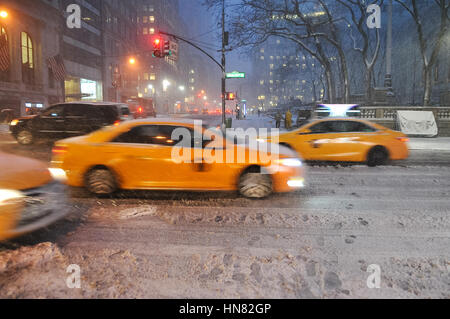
221,0,226,128
384,0,393,90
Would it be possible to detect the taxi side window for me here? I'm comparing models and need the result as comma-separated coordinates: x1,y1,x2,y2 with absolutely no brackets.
309,121,333,134
333,121,377,133
113,125,199,147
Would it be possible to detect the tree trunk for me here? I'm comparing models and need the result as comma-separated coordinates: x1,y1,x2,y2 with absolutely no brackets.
337,47,350,103
423,67,432,106
365,66,373,104
324,67,336,103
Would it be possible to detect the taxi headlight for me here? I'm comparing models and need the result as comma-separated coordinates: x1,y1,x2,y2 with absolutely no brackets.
276,158,303,167
10,119,19,126
48,168,67,182
0,189,24,205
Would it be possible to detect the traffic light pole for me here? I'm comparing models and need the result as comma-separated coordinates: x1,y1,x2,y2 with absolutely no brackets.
159,32,224,72
221,0,226,128
160,1,228,127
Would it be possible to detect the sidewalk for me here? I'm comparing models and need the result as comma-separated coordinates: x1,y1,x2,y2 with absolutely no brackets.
0,124,9,133
408,138,450,151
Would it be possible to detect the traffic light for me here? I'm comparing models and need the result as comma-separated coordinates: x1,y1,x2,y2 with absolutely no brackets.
226,92,236,100
163,40,171,56
152,37,163,58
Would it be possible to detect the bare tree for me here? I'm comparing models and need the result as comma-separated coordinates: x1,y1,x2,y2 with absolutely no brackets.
395,0,449,106
203,0,354,103
337,0,383,103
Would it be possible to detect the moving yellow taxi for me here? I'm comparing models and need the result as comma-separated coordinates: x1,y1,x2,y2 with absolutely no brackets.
269,118,409,166
51,119,306,198
0,152,68,241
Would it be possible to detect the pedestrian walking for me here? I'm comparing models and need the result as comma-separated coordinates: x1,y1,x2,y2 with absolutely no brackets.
285,109,292,130
275,111,282,129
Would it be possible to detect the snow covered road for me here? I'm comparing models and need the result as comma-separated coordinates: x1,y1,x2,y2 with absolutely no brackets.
1,165,449,298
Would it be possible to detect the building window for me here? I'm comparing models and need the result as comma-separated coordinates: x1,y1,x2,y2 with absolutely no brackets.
260,56,264,60
149,28,155,34
149,16,155,23
143,16,148,23
150,73,156,81
21,32,34,84
143,28,148,35
0,26,9,82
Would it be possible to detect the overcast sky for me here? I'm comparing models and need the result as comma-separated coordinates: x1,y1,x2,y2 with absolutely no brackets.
179,0,253,98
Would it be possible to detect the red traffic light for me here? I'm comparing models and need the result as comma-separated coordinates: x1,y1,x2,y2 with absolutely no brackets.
226,92,235,100
153,37,162,49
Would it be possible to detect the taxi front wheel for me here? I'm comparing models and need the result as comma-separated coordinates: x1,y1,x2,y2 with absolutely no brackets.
85,168,117,195
239,171,273,199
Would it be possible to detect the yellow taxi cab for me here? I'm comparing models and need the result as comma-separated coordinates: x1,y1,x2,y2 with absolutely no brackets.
268,118,409,166
0,152,68,241
50,119,306,199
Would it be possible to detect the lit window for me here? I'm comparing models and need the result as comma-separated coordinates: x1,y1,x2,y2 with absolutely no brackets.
260,56,264,60
269,64,274,69
21,32,34,84
260,48,264,53
150,73,156,80
260,80,264,85
149,16,155,23
149,28,155,34
143,16,148,23
143,28,148,35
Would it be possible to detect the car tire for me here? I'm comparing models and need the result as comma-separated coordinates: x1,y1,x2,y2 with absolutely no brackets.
367,146,388,167
85,168,117,195
239,169,273,199
16,130,34,145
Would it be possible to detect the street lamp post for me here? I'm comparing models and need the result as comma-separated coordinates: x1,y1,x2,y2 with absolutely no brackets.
221,0,226,129
384,0,393,91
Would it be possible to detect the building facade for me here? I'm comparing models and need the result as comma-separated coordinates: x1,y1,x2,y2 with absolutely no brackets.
0,0,63,117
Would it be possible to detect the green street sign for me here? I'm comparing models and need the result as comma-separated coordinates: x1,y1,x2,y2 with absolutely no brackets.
226,71,245,79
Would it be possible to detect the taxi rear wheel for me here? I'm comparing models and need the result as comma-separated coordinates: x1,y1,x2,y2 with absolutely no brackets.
367,147,388,167
85,168,117,195
239,169,273,199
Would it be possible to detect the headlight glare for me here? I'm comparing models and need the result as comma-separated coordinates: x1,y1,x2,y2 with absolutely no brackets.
277,158,303,167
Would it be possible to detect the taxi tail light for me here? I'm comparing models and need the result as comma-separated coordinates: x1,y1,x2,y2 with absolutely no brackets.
114,120,121,126
396,137,409,142
52,146,67,155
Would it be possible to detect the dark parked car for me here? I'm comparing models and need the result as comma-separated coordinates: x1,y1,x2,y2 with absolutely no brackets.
9,102,132,145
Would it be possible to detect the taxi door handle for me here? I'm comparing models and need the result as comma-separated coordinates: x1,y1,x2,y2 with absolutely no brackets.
308,140,321,148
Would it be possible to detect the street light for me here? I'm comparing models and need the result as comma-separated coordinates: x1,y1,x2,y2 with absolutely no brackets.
0,10,8,19
129,57,136,65
163,79,171,92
